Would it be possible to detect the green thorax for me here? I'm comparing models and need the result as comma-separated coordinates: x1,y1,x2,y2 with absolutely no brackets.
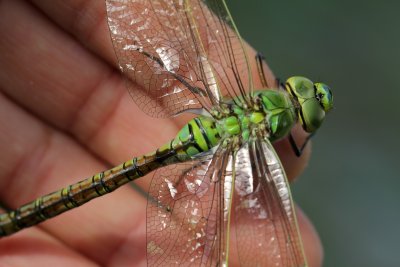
215,90,296,143
174,89,297,158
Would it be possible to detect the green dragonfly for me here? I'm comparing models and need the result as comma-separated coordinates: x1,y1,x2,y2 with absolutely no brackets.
0,0,333,266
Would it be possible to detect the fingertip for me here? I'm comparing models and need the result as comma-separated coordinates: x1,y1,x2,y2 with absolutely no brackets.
296,206,324,267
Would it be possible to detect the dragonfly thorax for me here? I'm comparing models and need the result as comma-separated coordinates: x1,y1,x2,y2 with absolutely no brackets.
215,106,267,145
210,88,299,149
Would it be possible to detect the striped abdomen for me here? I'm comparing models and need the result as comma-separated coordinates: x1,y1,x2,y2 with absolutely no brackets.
0,115,219,237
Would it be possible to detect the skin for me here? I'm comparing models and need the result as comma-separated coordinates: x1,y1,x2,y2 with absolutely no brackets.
0,1,323,266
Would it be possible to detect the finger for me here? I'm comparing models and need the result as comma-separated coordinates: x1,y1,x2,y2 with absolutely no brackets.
0,92,147,265
0,3,149,263
0,0,179,205
0,1,152,258
297,206,324,267
30,0,117,65
0,219,98,267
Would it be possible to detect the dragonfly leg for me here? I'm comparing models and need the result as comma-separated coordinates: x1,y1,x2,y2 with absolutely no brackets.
255,52,269,88
255,52,283,89
289,132,315,157
276,77,285,90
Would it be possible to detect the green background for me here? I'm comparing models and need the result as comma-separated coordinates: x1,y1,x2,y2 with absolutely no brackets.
228,1,399,267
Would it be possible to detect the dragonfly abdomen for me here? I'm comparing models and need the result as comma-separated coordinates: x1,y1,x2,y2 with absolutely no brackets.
0,159,143,236
0,115,220,237
0,133,202,237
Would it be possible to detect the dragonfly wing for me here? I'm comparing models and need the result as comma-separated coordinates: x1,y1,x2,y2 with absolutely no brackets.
200,0,254,103
233,140,307,267
106,0,254,117
106,0,213,117
146,145,235,266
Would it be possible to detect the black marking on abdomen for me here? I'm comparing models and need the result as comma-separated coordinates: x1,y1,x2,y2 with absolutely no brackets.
155,142,176,164
133,158,144,177
122,162,134,181
10,210,21,230
35,197,48,220
67,185,80,208
92,175,103,196
99,172,112,193
0,224,4,236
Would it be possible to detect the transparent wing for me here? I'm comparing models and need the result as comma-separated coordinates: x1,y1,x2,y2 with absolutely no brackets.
106,0,253,117
200,0,254,104
146,145,235,266
233,139,307,266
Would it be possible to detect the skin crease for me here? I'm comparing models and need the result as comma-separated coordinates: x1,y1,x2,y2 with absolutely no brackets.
0,1,323,266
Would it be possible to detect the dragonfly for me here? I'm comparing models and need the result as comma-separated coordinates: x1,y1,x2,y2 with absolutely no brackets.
0,0,333,266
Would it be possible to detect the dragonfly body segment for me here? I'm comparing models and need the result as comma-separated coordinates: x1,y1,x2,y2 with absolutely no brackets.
0,137,187,236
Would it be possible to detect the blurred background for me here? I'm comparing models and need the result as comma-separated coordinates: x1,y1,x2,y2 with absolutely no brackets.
228,1,399,267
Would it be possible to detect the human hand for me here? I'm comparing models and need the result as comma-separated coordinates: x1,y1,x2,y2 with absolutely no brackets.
0,1,322,266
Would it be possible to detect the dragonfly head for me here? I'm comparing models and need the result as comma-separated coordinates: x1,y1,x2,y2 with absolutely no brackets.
285,76,333,133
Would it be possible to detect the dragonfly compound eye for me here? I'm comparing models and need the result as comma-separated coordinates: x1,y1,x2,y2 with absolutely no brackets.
285,76,333,133
314,82,334,113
